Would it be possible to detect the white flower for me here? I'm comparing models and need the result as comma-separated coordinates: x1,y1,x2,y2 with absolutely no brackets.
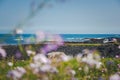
26,50,35,56
0,47,6,58
33,54,51,65
70,70,76,76
76,53,82,62
109,74,120,80
60,55,72,62
33,68,39,74
7,62,13,67
40,64,51,72
84,65,89,74
40,64,58,73
7,70,23,79
7,67,26,79
16,67,26,74
78,67,82,70
47,52,72,62
81,49,102,69
96,62,102,69
118,45,120,49
30,63,38,69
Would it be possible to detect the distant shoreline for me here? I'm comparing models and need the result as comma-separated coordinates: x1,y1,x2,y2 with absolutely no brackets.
0,42,119,58
0,34,120,45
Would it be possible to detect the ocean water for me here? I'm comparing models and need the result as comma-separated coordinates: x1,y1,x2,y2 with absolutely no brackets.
60,34,120,42
0,34,120,45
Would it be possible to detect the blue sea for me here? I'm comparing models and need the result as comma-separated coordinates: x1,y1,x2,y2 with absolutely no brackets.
0,34,120,45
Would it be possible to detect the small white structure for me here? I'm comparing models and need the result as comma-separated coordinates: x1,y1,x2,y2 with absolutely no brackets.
14,28,23,34
103,38,117,43
13,28,24,41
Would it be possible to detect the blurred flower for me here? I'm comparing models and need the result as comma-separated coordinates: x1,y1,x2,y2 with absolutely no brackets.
65,67,76,76
82,49,90,54
0,47,6,58
30,63,58,74
53,34,64,46
76,53,82,62
46,33,54,42
7,67,26,79
80,49,102,69
71,77,78,80
70,70,76,76
40,64,58,73
41,44,58,53
33,54,51,65
16,67,26,74
60,54,72,62
117,64,120,69
86,75,91,79
40,33,64,54
102,57,105,59
26,50,36,56
96,62,102,69
118,45,120,49
47,52,72,62
30,63,38,69
115,55,120,58
36,31,46,43
15,51,22,59
106,61,114,66
109,74,120,80
78,67,82,71
30,53,58,75
112,38,117,43
101,68,107,73
84,65,89,74
8,62,13,67
98,77,105,80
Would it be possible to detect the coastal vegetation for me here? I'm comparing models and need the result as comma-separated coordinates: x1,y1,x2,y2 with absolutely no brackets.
0,51,120,80
0,41,120,80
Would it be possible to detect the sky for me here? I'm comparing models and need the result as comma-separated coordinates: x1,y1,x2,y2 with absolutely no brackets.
0,0,120,34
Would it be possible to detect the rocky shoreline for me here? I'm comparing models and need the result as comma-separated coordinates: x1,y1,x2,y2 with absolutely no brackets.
56,43,120,57
1,42,120,58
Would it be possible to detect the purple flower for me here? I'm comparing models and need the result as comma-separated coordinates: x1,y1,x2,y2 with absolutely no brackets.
7,67,26,79
33,54,51,65
41,34,64,54
109,74,120,80
53,34,64,46
98,77,105,80
15,51,22,59
41,44,58,54
106,61,114,66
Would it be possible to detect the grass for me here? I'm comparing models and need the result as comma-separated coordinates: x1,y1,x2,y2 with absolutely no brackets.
65,43,102,46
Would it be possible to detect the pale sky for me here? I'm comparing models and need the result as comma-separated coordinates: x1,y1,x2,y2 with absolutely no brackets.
0,0,120,34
